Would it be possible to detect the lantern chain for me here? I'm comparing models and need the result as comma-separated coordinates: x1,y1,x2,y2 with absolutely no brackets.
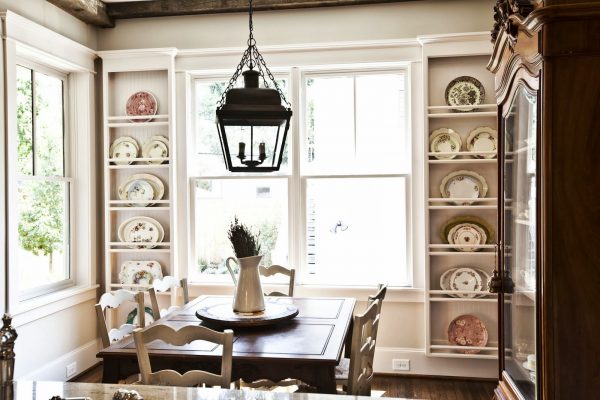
216,0,291,109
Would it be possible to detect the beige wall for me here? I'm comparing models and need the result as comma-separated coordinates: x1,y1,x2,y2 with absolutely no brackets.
0,0,97,49
98,0,494,50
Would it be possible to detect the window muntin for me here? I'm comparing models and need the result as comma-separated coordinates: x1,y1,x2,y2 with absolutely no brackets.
15,64,71,298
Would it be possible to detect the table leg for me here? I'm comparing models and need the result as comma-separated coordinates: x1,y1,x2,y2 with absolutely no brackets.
101,359,120,383
344,317,354,358
314,365,337,394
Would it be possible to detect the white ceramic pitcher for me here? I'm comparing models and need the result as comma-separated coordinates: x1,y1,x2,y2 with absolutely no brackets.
225,255,265,313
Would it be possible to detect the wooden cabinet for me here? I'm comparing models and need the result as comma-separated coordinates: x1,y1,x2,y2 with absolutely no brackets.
488,1,600,398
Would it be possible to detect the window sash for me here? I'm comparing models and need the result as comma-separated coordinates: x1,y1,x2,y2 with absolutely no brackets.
190,66,412,287
13,59,73,298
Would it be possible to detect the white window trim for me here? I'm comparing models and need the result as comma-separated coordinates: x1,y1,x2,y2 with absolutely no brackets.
188,64,416,289
1,11,97,317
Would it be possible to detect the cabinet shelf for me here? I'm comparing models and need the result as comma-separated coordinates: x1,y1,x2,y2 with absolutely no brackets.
429,158,497,164
109,206,170,211
110,283,172,293
107,114,169,121
109,200,170,205
108,248,171,253
427,104,497,112
108,121,169,128
108,162,169,169
109,241,171,248
428,111,497,119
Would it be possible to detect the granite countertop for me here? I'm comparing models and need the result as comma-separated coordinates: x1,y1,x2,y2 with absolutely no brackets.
8,381,411,400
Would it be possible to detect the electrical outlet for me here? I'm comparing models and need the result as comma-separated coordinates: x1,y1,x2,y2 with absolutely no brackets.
392,358,410,371
66,362,77,379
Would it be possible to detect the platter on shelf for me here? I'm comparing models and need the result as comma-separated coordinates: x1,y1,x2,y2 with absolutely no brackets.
109,136,139,165
466,127,497,159
440,170,488,205
126,91,157,123
196,298,299,328
445,76,485,112
118,173,165,207
440,215,495,246
448,223,487,251
447,314,488,354
429,128,462,160
118,260,163,285
117,216,164,249
142,136,169,164
440,267,490,298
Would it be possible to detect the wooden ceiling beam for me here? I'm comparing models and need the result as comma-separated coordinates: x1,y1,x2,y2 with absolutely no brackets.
106,0,420,20
47,0,114,27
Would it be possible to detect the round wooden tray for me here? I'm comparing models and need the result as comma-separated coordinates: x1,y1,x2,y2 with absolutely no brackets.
195,300,299,327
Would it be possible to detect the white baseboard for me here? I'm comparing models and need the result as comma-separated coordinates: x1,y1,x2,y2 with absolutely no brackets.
374,347,498,379
20,338,102,381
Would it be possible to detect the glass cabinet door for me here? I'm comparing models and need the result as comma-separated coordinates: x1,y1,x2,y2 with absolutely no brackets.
502,84,537,399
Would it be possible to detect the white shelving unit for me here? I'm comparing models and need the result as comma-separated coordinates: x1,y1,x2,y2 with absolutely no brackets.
420,35,499,360
98,49,179,324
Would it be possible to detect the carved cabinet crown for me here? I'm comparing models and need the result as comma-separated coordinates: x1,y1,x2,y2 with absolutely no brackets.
491,0,537,44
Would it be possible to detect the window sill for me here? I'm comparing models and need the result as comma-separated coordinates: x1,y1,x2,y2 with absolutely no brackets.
188,283,424,303
12,284,99,328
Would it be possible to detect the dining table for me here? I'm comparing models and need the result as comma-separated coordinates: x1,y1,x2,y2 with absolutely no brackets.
96,295,356,394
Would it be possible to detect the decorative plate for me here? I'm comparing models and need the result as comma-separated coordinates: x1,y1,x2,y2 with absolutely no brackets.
118,174,164,207
440,170,488,205
447,223,487,252
447,314,488,354
118,260,163,285
109,137,139,165
445,76,485,112
440,268,458,295
125,180,155,207
125,91,157,123
429,128,462,160
117,216,164,249
126,306,155,326
440,215,495,245
450,267,483,298
474,268,491,298
142,136,169,164
466,127,497,158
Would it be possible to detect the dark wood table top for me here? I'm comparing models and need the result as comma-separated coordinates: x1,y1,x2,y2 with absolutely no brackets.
98,295,356,366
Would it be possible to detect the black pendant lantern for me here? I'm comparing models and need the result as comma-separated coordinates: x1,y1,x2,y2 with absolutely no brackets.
215,0,292,172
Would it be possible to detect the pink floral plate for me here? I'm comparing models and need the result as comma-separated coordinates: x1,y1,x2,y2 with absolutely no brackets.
125,91,157,122
447,314,488,354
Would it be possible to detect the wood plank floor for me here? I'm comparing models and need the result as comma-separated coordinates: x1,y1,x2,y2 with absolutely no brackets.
73,363,495,399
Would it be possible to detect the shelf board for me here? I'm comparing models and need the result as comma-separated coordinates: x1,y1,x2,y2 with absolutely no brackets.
430,290,497,296
430,297,497,303
429,205,497,210
109,206,170,211
429,158,497,164
428,151,497,157
429,244,496,250
428,251,496,256
110,283,172,293
109,241,170,247
428,111,497,119
108,249,171,253
109,200,170,205
428,351,498,360
108,121,169,128
427,104,497,111
108,163,169,169
107,114,169,121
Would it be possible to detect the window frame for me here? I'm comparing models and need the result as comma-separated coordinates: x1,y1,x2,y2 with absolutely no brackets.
189,64,413,287
13,58,75,300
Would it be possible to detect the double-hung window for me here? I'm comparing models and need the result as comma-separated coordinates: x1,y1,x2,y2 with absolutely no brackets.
191,66,410,287
14,62,72,298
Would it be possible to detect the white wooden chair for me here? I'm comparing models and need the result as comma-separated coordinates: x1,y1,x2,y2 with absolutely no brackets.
133,324,233,387
335,299,381,396
95,289,145,348
259,265,295,297
148,277,189,319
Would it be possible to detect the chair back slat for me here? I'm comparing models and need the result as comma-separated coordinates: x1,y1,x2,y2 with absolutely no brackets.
149,277,189,319
95,290,145,348
347,299,381,396
133,324,233,388
259,265,295,297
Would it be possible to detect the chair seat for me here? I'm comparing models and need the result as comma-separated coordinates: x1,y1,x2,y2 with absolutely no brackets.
335,357,350,382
